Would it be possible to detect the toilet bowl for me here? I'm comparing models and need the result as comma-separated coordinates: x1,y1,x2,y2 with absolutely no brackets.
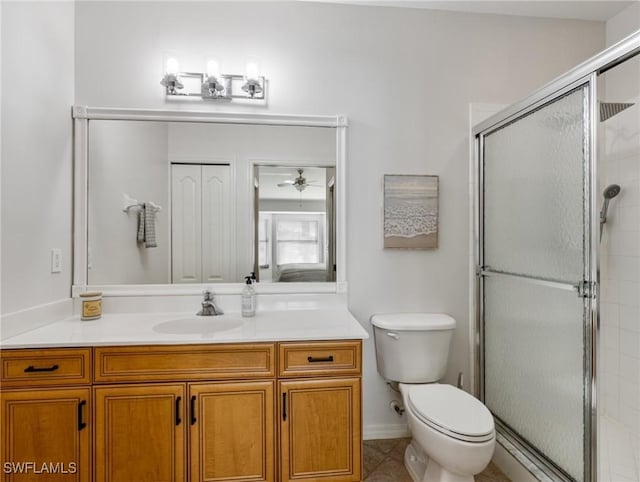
370,313,496,482
400,383,495,482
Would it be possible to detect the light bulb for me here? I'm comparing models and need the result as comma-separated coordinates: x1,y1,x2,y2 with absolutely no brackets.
245,60,260,81
165,57,180,76
205,58,221,82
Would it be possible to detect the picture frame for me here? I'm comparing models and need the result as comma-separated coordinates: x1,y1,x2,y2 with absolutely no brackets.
383,174,439,249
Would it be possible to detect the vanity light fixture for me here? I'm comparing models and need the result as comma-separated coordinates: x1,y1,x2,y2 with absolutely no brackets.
161,53,266,101
203,57,225,98
160,53,184,94
242,59,263,98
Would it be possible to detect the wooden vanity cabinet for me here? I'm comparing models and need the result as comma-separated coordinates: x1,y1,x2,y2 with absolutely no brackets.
93,384,186,482
189,381,275,482
2,340,362,482
92,344,277,482
277,341,362,482
0,349,92,482
279,378,361,482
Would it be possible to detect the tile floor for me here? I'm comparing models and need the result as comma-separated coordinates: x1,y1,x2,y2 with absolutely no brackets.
364,438,511,481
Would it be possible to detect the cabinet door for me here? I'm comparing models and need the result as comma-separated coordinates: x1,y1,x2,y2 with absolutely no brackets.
171,164,202,283
189,381,275,482
94,384,186,482
1,387,90,482
279,378,361,482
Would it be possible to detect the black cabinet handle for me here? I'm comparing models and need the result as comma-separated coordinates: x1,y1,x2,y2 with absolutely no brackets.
307,356,334,363
175,396,182,426
78,400,87,431
190,396,197,425
282,393,287,421
24,364,59,373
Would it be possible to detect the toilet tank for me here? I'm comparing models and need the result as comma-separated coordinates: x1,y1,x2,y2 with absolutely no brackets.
370,313,455,383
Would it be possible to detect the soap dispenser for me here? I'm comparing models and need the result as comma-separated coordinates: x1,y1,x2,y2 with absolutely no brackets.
241,272,256,317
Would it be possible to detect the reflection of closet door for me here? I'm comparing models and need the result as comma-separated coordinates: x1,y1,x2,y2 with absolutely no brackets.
202,165,231,283
171,165,202,283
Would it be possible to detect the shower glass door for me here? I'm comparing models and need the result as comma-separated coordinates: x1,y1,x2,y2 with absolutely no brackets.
479,81,596,482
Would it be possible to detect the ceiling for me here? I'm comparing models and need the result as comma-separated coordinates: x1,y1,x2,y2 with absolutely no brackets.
301,1,636,21
258,167,328,201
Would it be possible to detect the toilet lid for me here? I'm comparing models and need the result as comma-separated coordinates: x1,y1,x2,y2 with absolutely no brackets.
407,384,494,443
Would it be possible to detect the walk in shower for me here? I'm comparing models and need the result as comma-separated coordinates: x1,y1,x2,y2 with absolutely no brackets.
474,31,640,482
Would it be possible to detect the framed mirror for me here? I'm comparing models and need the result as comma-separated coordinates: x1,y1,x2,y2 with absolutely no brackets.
72,107,347,296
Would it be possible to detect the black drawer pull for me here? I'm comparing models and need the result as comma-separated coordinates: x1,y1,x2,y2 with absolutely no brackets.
282,393,287,421
24,364,59,373
78,400,87,431
307,356,334,363
175,396,182,426
190,396,197,425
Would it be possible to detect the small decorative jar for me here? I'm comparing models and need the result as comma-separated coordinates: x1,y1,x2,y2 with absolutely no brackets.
80,291,102,321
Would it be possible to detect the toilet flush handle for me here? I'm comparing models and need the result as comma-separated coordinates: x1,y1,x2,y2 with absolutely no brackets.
387,332,399,340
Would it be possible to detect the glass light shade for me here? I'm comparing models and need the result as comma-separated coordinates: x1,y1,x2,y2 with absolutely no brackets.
205,58,221,82
245,60,261,81
165,56,180,76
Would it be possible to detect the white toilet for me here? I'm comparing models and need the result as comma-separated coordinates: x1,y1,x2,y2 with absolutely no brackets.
371,313,495,482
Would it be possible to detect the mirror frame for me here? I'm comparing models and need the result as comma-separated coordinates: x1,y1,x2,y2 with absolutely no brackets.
72,105,348,297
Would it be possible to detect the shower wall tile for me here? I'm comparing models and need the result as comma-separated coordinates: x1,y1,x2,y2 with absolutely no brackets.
620,379,640,408
601,71,640,456
619,329,640,358
601,302,620,326
608,255,640,282
619,354,640,382
616,206,640,230
610,229,640,257
617,179,640,206
601,280,619,304
601,324,620,352
619,305,640,332
618,281,640,307
601,90,640,440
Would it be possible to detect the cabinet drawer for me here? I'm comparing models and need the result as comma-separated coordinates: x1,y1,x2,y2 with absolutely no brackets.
278,341,361,378
94,343,275,383
1,348,91,387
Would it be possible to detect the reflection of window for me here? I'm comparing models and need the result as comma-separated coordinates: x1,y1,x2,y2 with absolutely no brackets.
276,219,321,264
258,217,270,269
259,212,326,269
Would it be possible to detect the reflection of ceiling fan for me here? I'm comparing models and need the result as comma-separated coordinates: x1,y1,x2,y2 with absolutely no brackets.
277,169,322,192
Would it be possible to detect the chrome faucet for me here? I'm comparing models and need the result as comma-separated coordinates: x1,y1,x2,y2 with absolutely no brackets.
197,290,223,316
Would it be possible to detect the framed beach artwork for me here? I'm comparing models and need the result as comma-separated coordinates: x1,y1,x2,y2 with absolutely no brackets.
383,174,439,249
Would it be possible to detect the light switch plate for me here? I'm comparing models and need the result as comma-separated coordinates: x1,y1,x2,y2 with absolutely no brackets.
51,248,62,273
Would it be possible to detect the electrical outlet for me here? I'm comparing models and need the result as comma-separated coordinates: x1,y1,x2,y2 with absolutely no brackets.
51,248,62,273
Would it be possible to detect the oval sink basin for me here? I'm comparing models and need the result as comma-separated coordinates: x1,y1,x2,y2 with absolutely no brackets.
153,317,243,335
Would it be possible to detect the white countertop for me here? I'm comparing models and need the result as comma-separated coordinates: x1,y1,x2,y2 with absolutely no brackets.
0,309,369,349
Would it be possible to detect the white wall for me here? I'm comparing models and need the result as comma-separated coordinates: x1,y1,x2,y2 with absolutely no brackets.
74,1,605,435
1,1,74,316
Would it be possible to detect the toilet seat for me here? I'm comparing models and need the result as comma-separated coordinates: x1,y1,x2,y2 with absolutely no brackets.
406,384,494,443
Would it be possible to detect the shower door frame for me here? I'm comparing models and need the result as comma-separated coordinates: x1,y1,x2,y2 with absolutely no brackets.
473,30,640,482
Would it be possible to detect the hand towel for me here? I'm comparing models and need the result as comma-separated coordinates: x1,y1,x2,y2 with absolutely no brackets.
137,205,145,243
143,202,160,248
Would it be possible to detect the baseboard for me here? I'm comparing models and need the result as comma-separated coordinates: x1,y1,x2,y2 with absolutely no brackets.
364,423,410,440
0,298,73,341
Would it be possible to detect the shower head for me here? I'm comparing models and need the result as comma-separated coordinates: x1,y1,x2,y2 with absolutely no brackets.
600,184,622,241
603,184,621,199
600,102,635,122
